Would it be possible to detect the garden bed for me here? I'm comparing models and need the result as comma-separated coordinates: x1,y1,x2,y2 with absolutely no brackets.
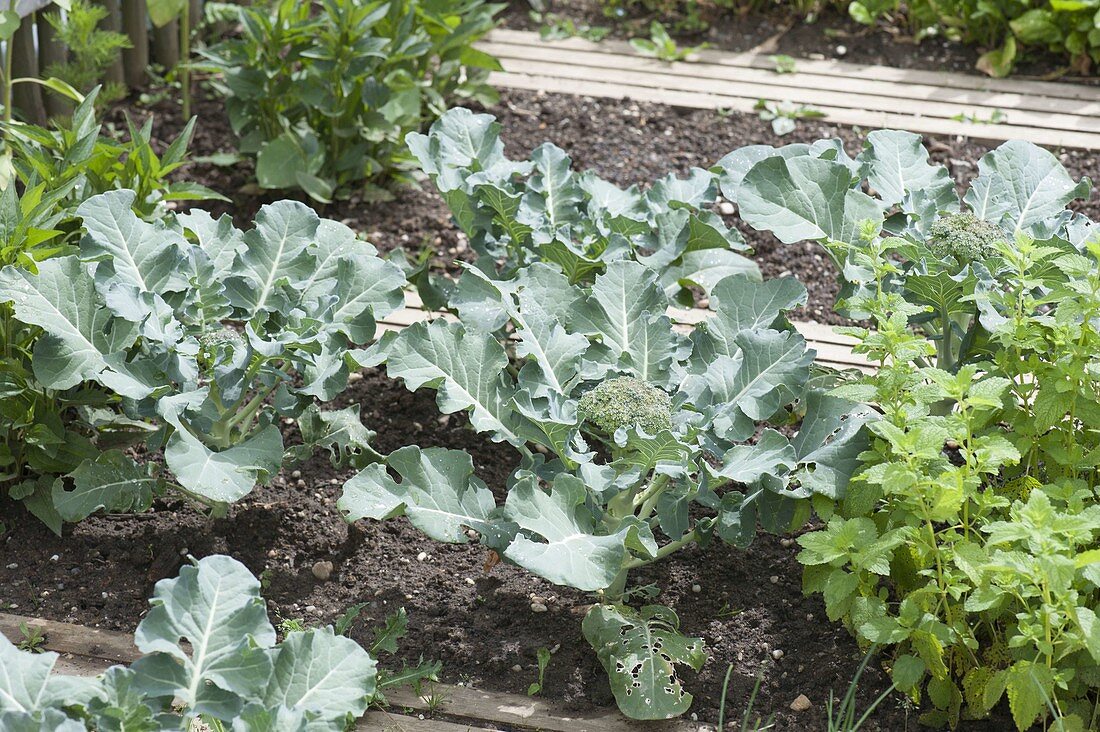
4,82,1092,729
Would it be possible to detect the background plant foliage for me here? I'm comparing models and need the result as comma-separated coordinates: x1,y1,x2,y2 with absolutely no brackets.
729,128,1100,729
204,0,503,202
598,0,1100,75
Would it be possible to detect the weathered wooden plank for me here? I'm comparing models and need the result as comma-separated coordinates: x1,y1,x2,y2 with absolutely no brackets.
0,613,139,664
384,684,697,732
492,55,1100,136
485,28,1099,103
0,613,704,732
480,40,1100,119
490,70,1100,150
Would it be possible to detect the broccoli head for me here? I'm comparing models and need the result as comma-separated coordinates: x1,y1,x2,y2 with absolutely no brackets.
197,328,246,371
578,377,672,435
926,213,1006,263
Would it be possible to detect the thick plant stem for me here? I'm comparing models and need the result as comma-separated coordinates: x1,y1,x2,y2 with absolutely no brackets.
121,0,149,88
37,12,69,119
11,14,45,125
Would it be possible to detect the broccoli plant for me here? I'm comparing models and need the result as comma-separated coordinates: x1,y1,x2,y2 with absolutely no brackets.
725,130,1092,373
338,260,873,719
0,555,378,729
407,108,758,305
0,190,404,529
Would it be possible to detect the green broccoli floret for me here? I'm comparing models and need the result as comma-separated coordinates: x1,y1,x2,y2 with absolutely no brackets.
197,328,245,371
926,213,1006,263
578,377,672,435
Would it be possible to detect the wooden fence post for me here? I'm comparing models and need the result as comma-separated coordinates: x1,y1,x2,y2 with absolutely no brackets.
11,13,46,124
101,0,125,86
152,18,179,69
120,0,148,88
36,10,68,119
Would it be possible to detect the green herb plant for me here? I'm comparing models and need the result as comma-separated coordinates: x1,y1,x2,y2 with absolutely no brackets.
338,259,873,720
203,0,503,202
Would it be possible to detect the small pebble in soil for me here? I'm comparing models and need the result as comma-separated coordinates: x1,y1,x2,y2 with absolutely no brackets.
691,584,701,593
790,694,812,712
348,372,363,383
416,552,428,562
530,602,549,613
291,470,301,479
769,575,779,584
511,664,523,672
465,577,475,586
6,563,17,570
780,538,793,547
718,201,735,216
835,44,848,56
772,649,784,660
311,561,333,581
49,554,59,562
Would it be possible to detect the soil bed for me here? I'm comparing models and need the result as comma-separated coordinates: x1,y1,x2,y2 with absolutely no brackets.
2,85,1096,730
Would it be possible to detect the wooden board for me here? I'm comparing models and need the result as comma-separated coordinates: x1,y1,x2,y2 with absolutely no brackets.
479,29,1100,150
381,290,872,372
0,612,701,732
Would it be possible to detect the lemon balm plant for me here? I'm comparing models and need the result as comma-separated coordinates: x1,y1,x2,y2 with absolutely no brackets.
338,260,873,719
730,129,1100,728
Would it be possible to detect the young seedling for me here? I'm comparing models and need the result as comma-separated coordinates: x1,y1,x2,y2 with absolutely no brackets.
17,622,46,653
527,647,552,696
754,99,826,135
630,21,707,62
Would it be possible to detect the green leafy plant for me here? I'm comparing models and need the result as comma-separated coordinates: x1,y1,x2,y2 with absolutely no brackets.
5,87,226,218
408,107,759,306
629,21,707,61
16,623,46,653
0,190,405,530
826,647,894,731
338,259,873,719
43,0,131,105
769,54,797,73
533,11,611,41
731,129,1100,729
753,99,826,136
0,555,379,729
202,0,503,202
527,647,552,696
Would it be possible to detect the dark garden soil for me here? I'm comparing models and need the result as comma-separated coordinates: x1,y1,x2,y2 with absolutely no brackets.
2,83,1097,730
500,0,1100,80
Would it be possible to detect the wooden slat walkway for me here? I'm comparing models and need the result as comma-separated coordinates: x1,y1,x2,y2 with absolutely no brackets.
480,28,1100,150
0,612,701,732
378,290,871,372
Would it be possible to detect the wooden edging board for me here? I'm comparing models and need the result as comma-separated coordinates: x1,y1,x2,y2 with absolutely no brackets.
0,612,703,732
377,289,872,373
478,28,1100,150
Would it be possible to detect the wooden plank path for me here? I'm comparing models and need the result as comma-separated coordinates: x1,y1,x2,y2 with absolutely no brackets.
378,289,871,372
479,28,1100,150
0,612,703,732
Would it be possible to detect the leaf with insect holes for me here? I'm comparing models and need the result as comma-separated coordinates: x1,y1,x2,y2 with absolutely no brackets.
582,604,705,720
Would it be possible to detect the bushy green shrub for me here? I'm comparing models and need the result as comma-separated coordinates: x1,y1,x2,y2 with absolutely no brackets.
204,0,503,202
731,129,1100,728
